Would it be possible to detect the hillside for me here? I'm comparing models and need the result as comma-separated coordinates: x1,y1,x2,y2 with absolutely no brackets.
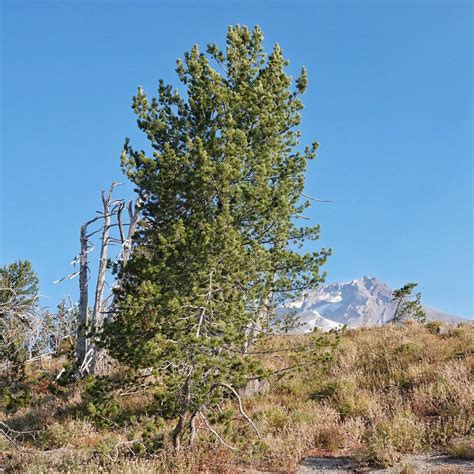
1,322,472,472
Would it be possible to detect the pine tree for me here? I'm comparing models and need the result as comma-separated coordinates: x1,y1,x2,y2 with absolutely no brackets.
390,282,426,324
102,25,331,448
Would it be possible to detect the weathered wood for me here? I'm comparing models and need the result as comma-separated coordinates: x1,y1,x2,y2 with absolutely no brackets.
92,185,116,333
91,197,141,376
73,183,141,376
77,223,89,365
122,199,141,264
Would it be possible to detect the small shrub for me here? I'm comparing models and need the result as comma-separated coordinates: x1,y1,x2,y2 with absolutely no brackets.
311,404,341,450
447,437,474,461
425,321,442,334
366,423,400,467
94,434,121,457
395,342,424,360
259,405,289,433
38,419,94,449
1,386,32,412
84,377,121,428
388,412,424,453
365,412,424,467
138,418,166,453
425,416,472,447
337,391,370,418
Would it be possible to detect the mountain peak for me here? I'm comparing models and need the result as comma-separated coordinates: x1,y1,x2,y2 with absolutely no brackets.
352,275,380,285
280,277,465,333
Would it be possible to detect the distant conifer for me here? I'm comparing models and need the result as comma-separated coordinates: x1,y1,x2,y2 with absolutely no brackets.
390,282,426,324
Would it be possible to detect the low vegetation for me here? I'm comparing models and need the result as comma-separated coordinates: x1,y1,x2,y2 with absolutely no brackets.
1,321,472,472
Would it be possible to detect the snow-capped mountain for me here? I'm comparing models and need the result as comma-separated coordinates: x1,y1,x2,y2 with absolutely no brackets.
280,276,466,333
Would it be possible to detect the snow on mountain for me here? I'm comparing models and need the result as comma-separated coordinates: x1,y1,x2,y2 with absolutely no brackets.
280,276,466,333
284,309,344,334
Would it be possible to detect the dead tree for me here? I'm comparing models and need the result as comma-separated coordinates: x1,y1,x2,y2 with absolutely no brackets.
76,188,116,375
76,219,95,368
57,183,141,376
119,199,141,264
91,191,114,334
90,195,141,375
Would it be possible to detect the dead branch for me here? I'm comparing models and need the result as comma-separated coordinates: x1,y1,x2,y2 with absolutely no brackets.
220,383,260,437
301,192,332,203
198,410,237,451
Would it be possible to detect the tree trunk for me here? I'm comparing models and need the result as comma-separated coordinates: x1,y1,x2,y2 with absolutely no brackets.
77,223,89,366
92,191,112,333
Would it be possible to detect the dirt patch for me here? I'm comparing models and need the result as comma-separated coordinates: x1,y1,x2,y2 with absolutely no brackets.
299,455,474,473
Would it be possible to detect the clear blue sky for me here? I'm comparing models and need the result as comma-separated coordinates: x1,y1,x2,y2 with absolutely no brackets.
1,1,472,318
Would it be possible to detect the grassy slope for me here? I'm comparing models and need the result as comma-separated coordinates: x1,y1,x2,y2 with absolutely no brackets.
1,322,472,472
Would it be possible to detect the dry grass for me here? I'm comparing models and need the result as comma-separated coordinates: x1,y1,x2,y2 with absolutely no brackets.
1,322,472,472
447,437,474,461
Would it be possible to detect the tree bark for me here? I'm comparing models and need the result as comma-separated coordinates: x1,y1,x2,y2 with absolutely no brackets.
92,188,114,333
77,223,90,365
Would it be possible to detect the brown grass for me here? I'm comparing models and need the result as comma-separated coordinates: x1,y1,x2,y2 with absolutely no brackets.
1,322,472,472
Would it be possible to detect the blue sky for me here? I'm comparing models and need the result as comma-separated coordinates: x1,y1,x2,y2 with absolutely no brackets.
1,1,472,318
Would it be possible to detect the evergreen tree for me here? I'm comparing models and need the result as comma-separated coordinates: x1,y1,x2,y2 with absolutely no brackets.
102,25,330,448
390,282,426,324
0,260,39,375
